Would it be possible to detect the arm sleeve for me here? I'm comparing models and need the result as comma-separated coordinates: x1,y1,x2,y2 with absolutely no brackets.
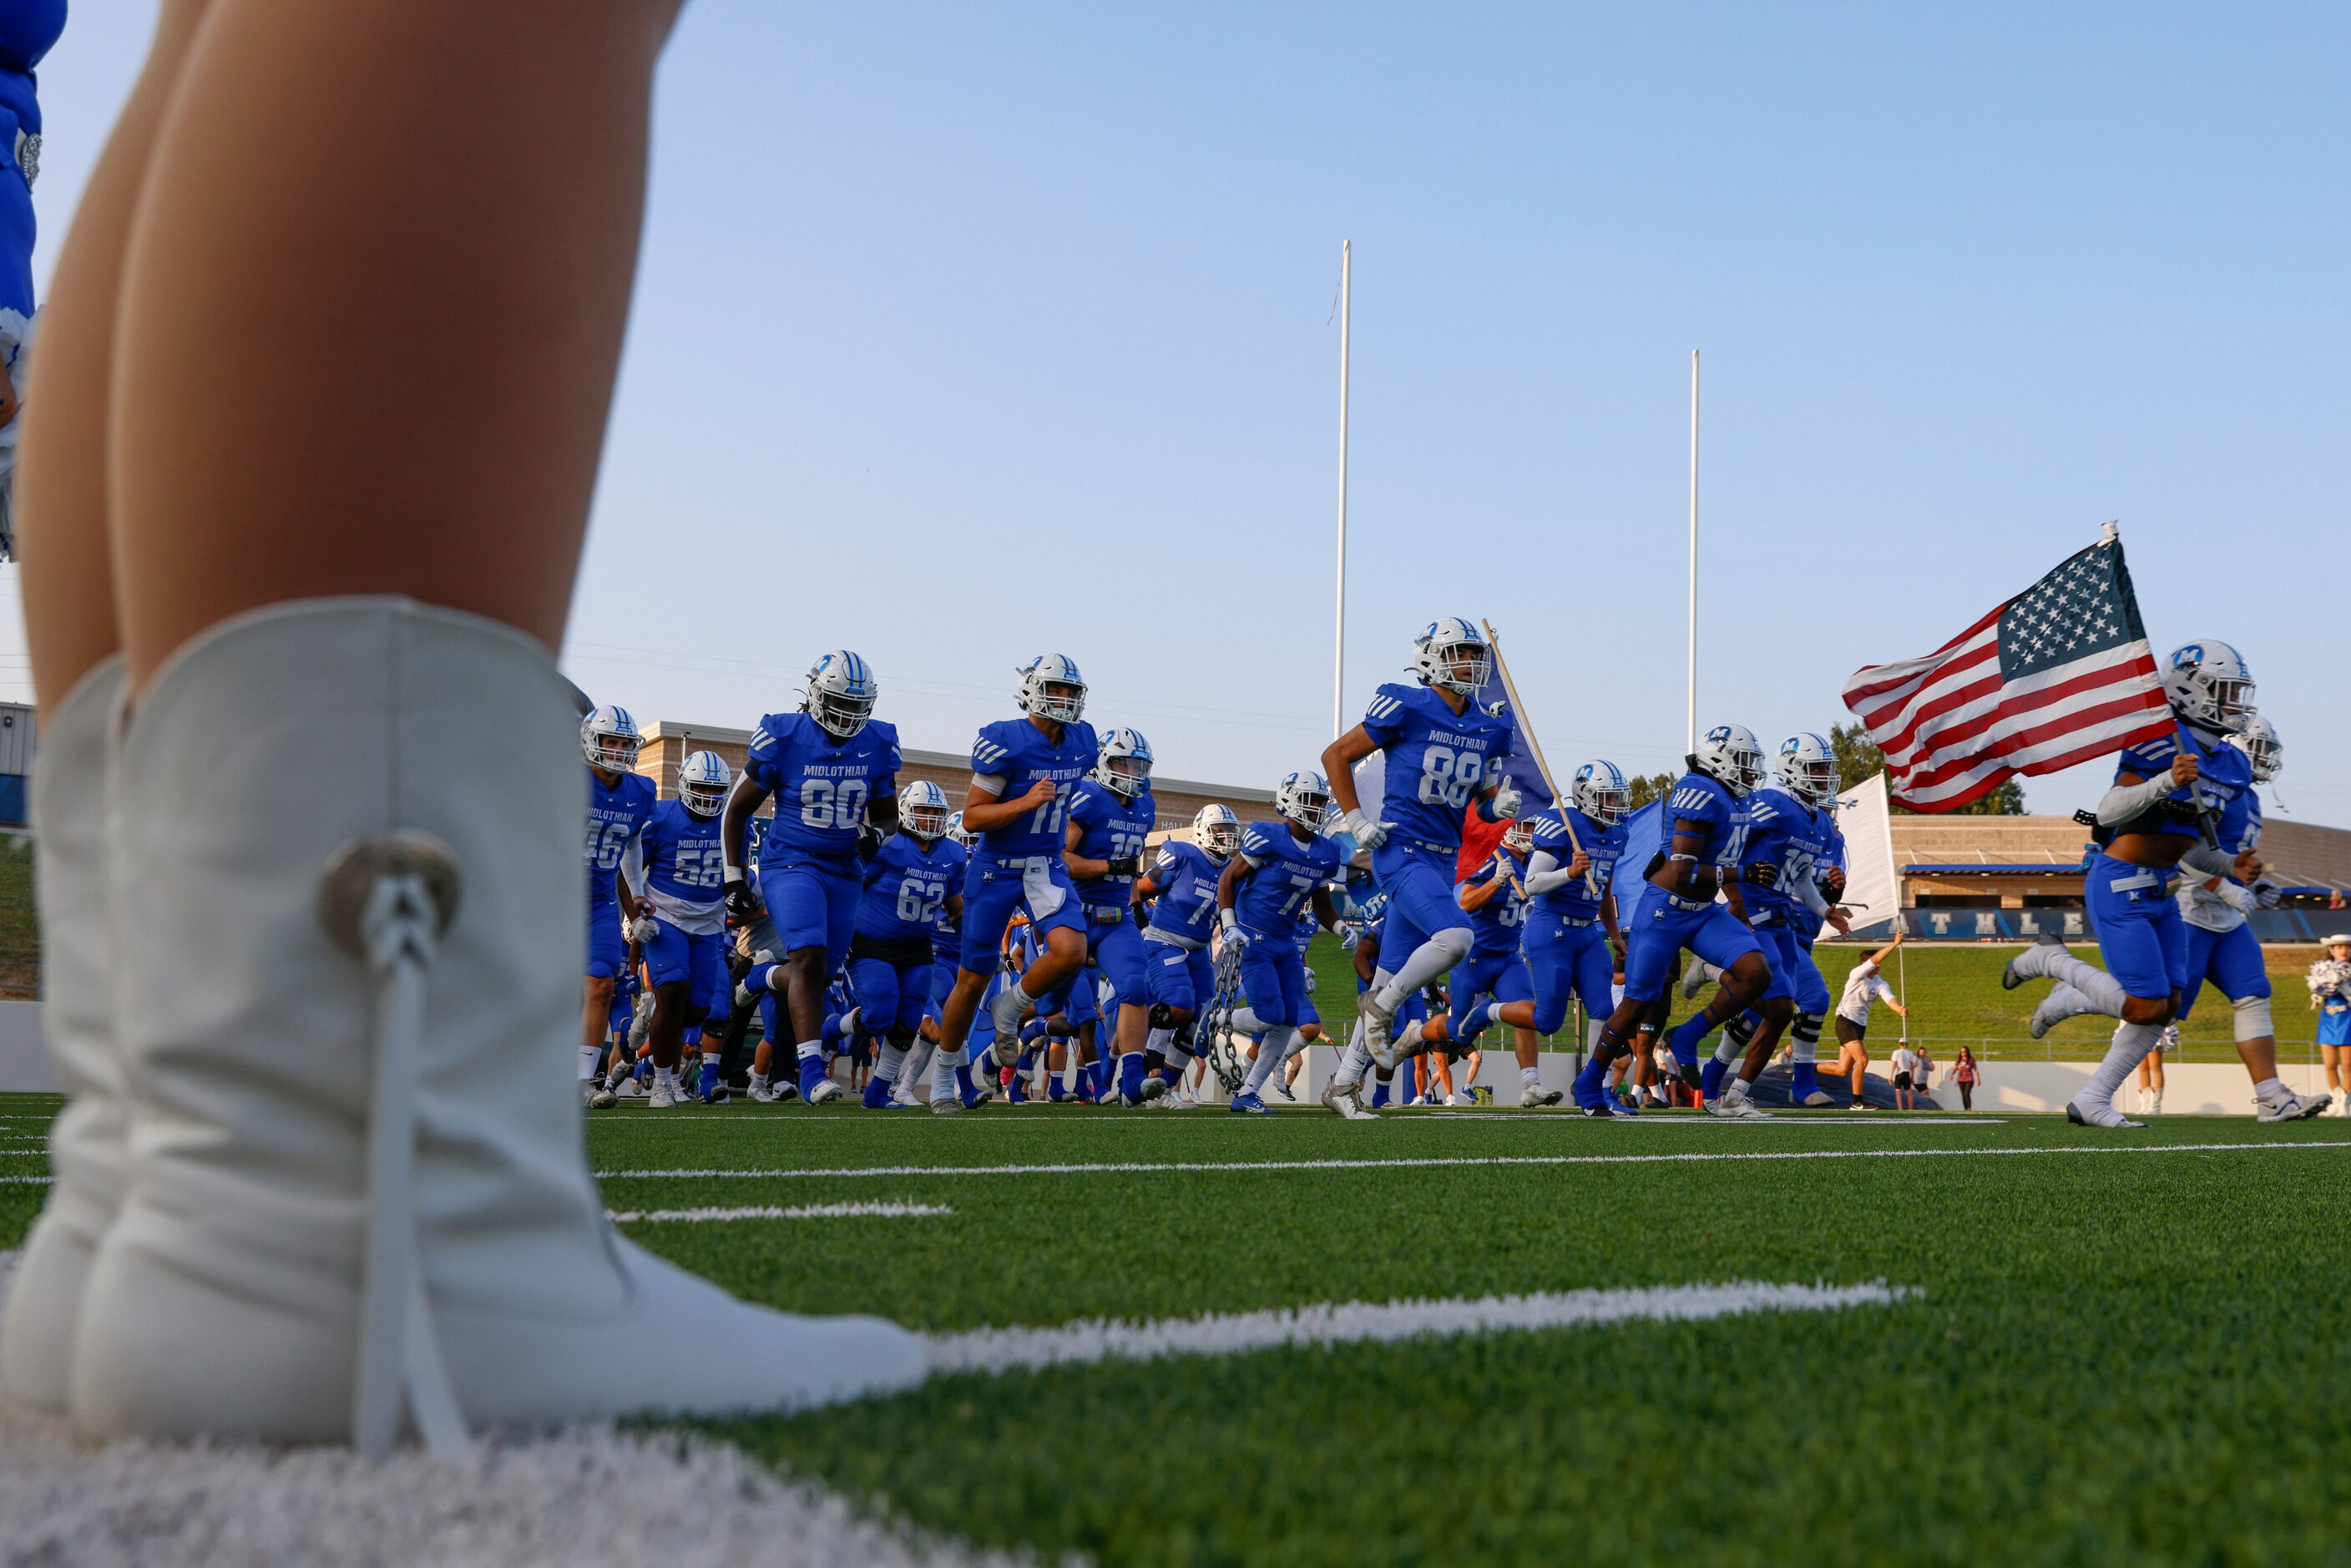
2177,842,2236,879
2096,773,2175,826
1523,850,1579,895
1792,867,1831,915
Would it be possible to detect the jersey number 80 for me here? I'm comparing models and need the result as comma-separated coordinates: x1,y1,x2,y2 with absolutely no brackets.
800,778,870,830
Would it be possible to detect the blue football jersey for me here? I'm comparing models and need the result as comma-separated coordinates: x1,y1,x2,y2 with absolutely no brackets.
1790,822,1848,943
1358,683,1516,853
1066,778,1157,911
1737,786,1833,918
1143,840,1223,945
1525,806,1626,922
641,800,727,933
1235,821,1342,942
1462,844,1529,957
2113,728,2250,842
584,767,658,908
743,711,902,862
931,842,968,944
1658,771,1743,867
969,716,1099,858
856,832,961,944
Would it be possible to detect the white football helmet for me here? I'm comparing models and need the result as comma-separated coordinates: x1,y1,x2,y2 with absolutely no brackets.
804,650,879,739
2163,640,2255,731
1192,802,1241,860
1016,653,1088,724
1275,771,1332,832
1776,732,1837,806
580,704,642,773
898,779,951,840
1412,617,1492,696
2224,714,2282,784
946,810,975,848
678,750,731,818
1693,723,1766,798
1502,818,1534,857
1571,760,1631,826
1094,726,1153,802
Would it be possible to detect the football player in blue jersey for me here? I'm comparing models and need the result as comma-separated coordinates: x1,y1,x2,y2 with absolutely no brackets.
837,781,963,1110
928,655,1100,1114
720,651,900,1107
635,751,734,1109
1447,818,1550,1105
1700,734,1848,1118
2003,640,2323,1125
2011,710,2319,1122
1318,619,1522,1108
1519,761,1633,1108
1575,724,1773,1117
1063,727,1160,1103
1133,802,1241,1094
581,705,658,1087
1218,773,1347,1113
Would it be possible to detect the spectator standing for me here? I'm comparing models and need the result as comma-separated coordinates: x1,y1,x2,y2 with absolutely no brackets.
1953,1045,1981,1111
2308,935,2351,1118
1834,934,1909,1108
1914,1043,1936,1107
1889,1039,1921,1110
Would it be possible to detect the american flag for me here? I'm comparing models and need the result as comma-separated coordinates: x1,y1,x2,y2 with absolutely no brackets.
1841,536,2173,812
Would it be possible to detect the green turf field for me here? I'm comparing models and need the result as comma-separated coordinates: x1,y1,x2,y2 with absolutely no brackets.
8,1091,2348,1565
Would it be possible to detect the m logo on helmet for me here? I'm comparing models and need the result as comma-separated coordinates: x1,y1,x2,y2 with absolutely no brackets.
2173,645,2203,670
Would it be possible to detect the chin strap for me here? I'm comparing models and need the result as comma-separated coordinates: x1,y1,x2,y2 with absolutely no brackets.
321,833,471,1461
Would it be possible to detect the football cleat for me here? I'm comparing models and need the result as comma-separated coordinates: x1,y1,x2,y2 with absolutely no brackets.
2254,1089,2328,1124
1446,1091,1475,1107
1358,994,1398,1067
798,1056,841,1106
1798,1089,1836,1109
928,1087,963,1115
1228,1091,1272,1115
647,1075,677,1110
1271,1075,1296,1102
861,1077,898,1110
586,1084,617,1110
1716,1085,1772,1120
698,1080,731,1105
1322,1077,1376,1120
1523,1085,1565,1108
1138,1075,1169,1103
2065,1100,2143,1130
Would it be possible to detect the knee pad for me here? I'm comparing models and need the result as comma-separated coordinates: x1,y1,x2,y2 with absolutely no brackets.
1148,1003,1175,1029
887,1025,918,1050
1173,1019,1196,1050
1792,1011,1823,1044
1723,1012,1757,1047
2234,994,2273,1043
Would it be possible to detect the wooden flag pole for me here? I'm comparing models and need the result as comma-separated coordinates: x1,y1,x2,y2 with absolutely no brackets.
1481,620,1599,898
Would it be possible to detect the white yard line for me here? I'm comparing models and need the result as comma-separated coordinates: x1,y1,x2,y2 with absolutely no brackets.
923,1280,1906,1375
599,1138,2351,1182
607,1201,952,1224
1,1174,53,1184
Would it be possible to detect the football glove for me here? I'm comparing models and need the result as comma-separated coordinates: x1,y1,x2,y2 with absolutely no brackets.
721,873,756,920
1488,777,1523,821
1336,809,1393,850
1744,861,1779,889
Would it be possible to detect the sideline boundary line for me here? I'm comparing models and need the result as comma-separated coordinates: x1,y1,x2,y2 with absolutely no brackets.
607,1201,951,1224
923,1280,1907,1375
600,1138,2351,1182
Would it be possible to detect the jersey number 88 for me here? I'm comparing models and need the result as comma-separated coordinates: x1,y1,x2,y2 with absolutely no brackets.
1416,746,1484,809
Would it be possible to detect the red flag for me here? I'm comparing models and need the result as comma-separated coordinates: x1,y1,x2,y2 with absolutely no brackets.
1842,536,2172,812
1457,807,1508,882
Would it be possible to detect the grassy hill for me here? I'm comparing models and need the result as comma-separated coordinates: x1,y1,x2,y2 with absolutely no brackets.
1303,933,2337,1065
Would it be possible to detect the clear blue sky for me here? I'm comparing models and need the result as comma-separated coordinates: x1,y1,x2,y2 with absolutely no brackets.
6,2,2345,817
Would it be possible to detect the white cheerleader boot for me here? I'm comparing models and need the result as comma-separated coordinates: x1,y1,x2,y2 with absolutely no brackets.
70,600,923,1449
0,659,128,1409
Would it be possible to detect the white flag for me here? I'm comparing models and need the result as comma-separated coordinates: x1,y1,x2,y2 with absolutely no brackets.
1833,771,1900,938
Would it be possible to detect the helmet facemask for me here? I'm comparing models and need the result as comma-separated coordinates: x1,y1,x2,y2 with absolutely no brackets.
903,802,950,841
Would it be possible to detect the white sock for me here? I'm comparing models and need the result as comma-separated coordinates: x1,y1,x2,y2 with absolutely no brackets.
579,1044,603,1080
1712,1034,1742,1066
2253,1075,2286,1100
1375,933,1468,1011
1521,1064,1542,1086
1244,1028,1296,1094
2078,1021,2162,1116
1333,1034,1373,1089
796,1039,823,1063
877,1042,908,1082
